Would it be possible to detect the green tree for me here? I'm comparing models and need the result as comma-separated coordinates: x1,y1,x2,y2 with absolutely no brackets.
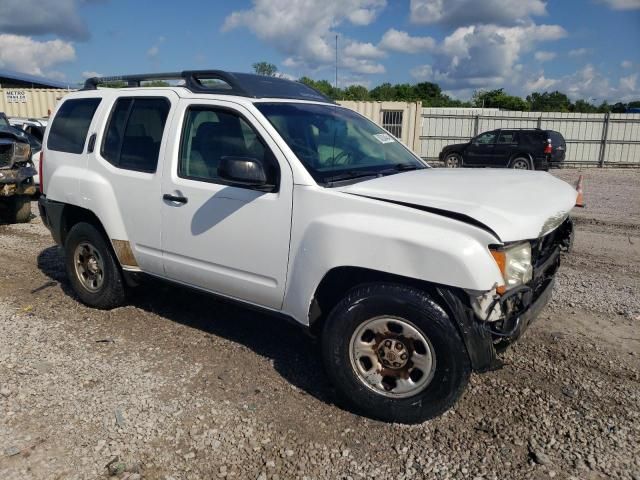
298,77,342,99
628,100,640,108
252,62,278,76
526,91,571,112
473,88,530,111
570,99,598,113
342,85,369,101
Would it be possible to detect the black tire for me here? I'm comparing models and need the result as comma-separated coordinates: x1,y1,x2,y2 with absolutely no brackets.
510,157,531,170
64,222,126,309
0,195,31,224
321,283,471,424
444,153,462,168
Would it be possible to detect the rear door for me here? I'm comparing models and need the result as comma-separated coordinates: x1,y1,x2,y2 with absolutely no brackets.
465,130,497,166
84,91,178,275
492,130,519,167
160,99,293,310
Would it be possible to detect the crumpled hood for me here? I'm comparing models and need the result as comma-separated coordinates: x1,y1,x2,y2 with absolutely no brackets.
338,169,578,242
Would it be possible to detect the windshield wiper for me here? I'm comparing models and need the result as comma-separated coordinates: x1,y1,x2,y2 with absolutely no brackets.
322,170,382,185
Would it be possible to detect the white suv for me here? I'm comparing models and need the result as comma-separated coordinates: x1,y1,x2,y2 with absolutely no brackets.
38,71,577,423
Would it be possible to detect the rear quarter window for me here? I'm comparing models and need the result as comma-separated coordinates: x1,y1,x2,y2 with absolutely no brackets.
548,131,566,145
47,98,101,154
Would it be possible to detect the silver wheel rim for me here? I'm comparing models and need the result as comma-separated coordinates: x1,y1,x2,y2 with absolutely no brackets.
445,155,460,168
512,159,528,169
349,316,436,398
73,241,105,292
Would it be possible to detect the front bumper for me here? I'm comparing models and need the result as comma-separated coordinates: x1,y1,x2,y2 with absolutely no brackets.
438,217,573,372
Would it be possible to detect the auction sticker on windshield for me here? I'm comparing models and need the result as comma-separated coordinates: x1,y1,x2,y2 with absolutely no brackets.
374,133,395,144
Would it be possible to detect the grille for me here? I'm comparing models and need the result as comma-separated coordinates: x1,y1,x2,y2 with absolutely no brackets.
0,143,14,169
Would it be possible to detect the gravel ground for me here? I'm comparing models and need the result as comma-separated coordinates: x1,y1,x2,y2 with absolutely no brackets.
1,169,639,480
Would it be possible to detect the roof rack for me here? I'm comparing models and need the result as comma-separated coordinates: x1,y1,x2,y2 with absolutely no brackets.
82,70,333,103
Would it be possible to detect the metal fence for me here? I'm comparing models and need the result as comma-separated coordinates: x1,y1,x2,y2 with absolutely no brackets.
420,108,640,167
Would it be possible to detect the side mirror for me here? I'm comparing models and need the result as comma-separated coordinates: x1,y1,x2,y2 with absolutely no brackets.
218,156,272,188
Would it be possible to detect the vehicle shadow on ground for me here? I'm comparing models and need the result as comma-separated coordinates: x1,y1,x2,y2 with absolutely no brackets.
36,246,337,407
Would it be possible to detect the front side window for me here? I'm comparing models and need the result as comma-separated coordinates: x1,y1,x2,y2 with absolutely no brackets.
48,98,101,154
255,103,424,185
101,97,170,172
475,131,497,144
179,106,278,185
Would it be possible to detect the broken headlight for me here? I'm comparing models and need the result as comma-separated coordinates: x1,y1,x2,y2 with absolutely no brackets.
12,142,31,163
490,242,533,294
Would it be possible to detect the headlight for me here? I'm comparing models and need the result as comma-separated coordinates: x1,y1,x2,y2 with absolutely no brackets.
12,142,31,163
490,242,533,294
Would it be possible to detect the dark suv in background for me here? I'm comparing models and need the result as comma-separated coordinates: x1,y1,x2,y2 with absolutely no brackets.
439,128,566,170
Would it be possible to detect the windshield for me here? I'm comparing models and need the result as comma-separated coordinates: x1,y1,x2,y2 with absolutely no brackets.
255,103,426,185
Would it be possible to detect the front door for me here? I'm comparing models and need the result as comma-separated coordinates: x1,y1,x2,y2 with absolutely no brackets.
465,130,497,166
160,100,293,310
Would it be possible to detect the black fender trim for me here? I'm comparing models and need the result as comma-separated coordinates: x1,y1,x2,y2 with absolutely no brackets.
38,196,65,245
435,287,502,372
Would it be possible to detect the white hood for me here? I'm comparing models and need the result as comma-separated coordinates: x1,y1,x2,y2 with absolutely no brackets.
339,169,578,242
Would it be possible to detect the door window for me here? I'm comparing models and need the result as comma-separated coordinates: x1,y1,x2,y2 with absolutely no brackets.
475,131,497,144
101,97,170,173
178,106,278,186
48,98,102,154
497,131,518,144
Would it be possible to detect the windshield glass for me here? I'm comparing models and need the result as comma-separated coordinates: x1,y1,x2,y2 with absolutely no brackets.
255,103,425,184
0,114,9,127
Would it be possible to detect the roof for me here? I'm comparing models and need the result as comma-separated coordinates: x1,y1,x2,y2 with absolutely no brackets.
0,69,72,89
83,70,333,103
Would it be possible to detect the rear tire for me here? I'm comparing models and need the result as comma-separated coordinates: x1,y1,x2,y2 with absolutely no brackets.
64,222,126,309
444,153,462,168
510,157,531,170
321,283,471,424
0,195,31,224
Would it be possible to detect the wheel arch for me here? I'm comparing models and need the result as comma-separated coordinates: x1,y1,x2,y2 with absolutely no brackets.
508,152,533,168
309,266,498,372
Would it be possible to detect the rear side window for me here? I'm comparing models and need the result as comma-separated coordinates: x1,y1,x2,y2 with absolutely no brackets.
548,131,565,146
497,131,518,144
48,98,101,154
101,97,170,173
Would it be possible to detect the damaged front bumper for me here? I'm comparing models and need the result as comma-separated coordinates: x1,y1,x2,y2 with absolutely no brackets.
0,165,38,197
437,217,574,372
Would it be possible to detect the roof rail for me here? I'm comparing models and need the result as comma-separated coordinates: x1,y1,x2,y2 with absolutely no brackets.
82,70,333,103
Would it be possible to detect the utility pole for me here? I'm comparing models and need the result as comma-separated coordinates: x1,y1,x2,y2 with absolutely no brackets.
335,34,338,89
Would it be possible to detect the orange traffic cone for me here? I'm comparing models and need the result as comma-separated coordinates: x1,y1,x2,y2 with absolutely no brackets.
575,175,585,208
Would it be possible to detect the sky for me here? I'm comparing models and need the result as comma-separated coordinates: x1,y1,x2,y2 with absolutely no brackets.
0,0,639,102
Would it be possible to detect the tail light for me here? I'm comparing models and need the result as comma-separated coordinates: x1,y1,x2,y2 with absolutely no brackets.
39,150,44,194
544,139,552,155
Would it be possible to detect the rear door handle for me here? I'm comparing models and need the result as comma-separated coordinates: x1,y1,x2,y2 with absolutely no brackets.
163,194,188,204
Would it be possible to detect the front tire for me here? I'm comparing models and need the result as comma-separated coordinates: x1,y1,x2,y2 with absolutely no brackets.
64,222,126,309
444,153,462,168
321,283,471,424
0,195,31,224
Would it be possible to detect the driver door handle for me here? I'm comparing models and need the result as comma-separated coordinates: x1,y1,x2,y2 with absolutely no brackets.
163,194,188,204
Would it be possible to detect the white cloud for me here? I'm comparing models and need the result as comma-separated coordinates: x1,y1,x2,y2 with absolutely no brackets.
82,70,101,78
621,60,633,68
426,23,566,90
534,50,556,62
344,41,385,59
147,36,165,59
0,34,75,76
410,0,547,26
222,0,387,75
0,0,93,40
568,48,591,57
379,29,436,53
410,64,433,80
529,64,640,102
598,0,640,9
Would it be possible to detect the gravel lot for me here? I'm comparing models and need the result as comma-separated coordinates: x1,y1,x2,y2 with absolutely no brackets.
1,169,639,480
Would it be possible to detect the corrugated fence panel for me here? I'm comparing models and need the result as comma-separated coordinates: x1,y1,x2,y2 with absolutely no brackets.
420,108,640,166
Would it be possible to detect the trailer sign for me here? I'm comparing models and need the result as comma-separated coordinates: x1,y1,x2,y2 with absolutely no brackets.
5,90,27,103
